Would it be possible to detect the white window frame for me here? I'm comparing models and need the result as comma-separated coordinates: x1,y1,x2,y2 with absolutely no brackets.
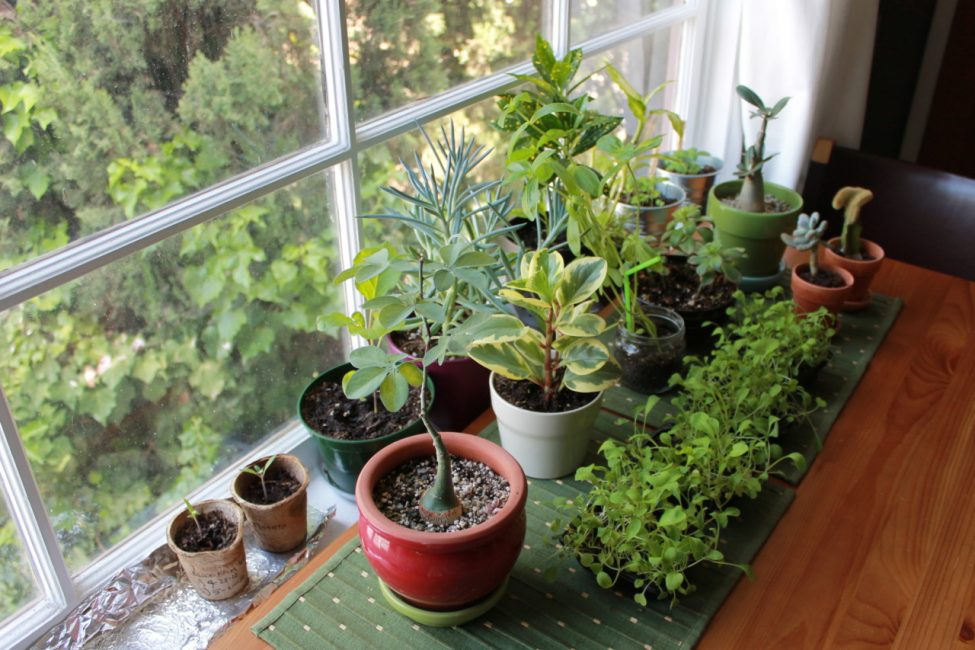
0,1,708,646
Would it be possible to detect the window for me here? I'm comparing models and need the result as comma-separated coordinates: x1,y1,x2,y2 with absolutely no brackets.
0,1,707,645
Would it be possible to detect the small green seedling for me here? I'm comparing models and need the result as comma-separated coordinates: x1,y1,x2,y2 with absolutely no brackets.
183,498,202,535
623,256,662,335
241,455,277,501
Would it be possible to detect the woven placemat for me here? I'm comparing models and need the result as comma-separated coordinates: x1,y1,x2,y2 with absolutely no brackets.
601,294,902,484
254,482,792,650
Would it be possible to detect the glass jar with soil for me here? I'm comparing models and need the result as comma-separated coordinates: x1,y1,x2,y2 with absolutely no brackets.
614,304,686,394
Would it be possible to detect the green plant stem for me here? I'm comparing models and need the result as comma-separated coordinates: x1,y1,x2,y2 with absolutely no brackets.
541,306,557,409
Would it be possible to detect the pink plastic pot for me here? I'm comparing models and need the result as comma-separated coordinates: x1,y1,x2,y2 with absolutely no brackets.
388,337,490,431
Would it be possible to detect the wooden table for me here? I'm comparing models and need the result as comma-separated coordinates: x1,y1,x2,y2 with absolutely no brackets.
214,259,975,650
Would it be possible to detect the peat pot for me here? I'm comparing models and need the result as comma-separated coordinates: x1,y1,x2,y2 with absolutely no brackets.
231,454,309,553
167,499,248,600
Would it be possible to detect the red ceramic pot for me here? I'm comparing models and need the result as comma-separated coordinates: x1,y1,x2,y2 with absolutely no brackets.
388,337,491,431
821,237,886,311
790,263,854,318
355,432,527,611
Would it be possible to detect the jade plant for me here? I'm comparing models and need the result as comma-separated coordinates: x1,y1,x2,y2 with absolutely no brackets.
467,249,620,410
832,186,875,259
323,245,424,414
734,85,790,212
781,212,828,277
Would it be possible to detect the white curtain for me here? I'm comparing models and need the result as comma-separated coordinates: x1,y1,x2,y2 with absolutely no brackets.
688,0,880,192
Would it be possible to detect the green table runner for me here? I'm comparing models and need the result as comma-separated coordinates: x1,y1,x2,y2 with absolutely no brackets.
254,294,901,649
601,293,902,484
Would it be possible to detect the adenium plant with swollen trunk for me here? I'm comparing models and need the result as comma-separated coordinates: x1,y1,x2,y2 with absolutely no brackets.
781,212,828,277
468,250,620,410
833,186,875,259
734,85,790,213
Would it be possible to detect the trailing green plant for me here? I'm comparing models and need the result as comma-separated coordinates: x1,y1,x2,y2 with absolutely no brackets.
468,249,620,410
734,85,790,213
832,186,875,259
781,212,828,277
240,455,277,502
554,289,828,604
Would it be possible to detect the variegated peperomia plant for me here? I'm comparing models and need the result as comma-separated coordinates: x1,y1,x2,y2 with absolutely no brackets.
468,249,620,410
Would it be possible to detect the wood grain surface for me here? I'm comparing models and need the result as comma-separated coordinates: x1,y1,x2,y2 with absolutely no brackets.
212,259,975,650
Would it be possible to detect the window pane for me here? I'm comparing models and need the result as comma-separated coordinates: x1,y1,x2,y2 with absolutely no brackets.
347,1,541,123
0,496,36,621
357,98,508,248
0,2,326,272
578,28,683,138
0,172,343,572
571,0,684,44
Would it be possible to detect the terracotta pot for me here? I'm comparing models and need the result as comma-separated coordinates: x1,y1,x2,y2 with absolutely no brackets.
388,337,490,431
821,237,886,311
298,362,432,494
790,263,854,318
167,499,248,600
355,432,527,612
231,454,309,553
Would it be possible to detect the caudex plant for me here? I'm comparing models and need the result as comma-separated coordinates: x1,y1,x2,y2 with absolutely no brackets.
781,212,828,277
468,249,620,410
240,455,277,502
832,186,875,259
734,85,790,212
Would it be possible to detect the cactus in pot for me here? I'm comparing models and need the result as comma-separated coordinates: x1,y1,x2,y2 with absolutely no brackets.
832,186,875,259
781,212,853,317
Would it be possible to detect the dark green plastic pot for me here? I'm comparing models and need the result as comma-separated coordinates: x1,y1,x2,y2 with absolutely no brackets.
707,180,803,277
297,362,433,494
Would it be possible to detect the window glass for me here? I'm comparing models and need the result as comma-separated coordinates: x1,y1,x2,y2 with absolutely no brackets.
570,0,683,44
0,1,326,272
0,172,344,572
0,496,36,621
358,98,508,249
347,1,541,123
578,28,683,142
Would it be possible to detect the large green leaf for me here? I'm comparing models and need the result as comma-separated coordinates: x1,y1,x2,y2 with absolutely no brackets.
562,359,618,393
470,314,529,344
379,373,409,412
556,311,606,337
559,339,610,375
342,366,387,399
468,340,533,381
556,257,607,306
349,345,390,368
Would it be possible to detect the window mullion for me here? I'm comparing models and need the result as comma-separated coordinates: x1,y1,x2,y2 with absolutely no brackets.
319,0,363,351
0,384,75,614
677,0,711,148
550,0,571,57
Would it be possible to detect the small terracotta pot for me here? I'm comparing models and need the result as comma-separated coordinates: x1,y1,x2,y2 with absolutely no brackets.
821,237,886,311
167,499,248,600
232,454,309,553
355,432,527,612
790,263,854,319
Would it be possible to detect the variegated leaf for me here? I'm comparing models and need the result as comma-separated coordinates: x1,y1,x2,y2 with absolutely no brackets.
562,359,619,393
560,339,610,375
556,257,607,306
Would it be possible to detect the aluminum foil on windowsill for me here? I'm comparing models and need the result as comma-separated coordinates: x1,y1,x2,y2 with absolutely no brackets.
36,504,336,650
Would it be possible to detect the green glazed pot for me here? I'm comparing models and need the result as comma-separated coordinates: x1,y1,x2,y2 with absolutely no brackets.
297,362,432,494
707,180,803,277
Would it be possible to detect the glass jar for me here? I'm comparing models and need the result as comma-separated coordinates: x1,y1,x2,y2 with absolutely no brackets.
614,304,686,394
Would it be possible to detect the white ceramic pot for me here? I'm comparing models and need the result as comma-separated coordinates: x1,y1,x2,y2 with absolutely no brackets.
489,373,603,479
